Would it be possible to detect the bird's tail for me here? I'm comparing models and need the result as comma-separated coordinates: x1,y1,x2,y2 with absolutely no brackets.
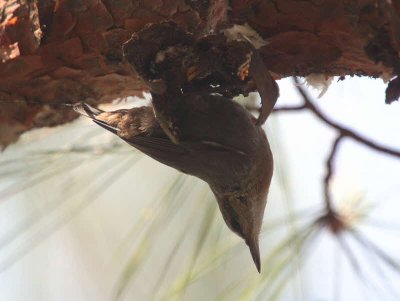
73,103,103,118
73,103,120,134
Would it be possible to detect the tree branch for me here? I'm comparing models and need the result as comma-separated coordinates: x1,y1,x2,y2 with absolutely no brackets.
292,78,400,158
274,77,400,219
324,135,344,211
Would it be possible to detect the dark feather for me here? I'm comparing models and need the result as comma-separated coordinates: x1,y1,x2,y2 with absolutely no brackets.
248,44,279,125
92,119,120,135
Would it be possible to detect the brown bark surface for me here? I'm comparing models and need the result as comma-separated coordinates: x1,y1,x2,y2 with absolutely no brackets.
0,0,399,147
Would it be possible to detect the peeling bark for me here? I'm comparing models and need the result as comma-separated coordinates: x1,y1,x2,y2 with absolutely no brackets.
0,0,399,146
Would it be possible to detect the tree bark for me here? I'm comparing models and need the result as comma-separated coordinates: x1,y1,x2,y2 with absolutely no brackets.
0,0,399,147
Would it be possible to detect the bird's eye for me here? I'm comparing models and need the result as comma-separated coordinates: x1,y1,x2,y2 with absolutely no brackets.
223,202,243,236
230,217,243,236
238,196,246,204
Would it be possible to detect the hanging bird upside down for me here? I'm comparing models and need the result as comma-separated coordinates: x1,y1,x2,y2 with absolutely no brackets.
74,22,279,272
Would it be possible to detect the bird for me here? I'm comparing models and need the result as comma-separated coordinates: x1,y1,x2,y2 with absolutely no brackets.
73,22,278,272
74,91,273,272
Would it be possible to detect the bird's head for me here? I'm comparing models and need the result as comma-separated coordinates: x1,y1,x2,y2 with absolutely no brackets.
214,188,268,273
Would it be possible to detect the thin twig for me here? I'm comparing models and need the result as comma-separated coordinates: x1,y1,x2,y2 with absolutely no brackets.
324,135,344,211
348,230,400,299
293,77,400,158
273,104,307,113
274,78,400,215
336,234,387,300
349,229,400,271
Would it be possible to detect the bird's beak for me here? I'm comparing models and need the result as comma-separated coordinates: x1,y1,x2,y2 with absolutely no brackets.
246,237,261,273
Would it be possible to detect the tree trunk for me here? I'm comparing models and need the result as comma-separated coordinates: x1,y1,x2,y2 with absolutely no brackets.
0,0,399,146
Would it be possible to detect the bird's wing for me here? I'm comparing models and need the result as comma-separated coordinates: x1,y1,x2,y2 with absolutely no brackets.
73,103,104,118
127,136,247,177
127,136,187,157
74,102,247,177
74,103,120,133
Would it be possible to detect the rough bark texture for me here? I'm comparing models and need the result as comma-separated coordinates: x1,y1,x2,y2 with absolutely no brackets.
0,0,399,147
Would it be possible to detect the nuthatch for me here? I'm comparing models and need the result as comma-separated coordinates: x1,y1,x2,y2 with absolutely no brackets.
74,22,279,272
